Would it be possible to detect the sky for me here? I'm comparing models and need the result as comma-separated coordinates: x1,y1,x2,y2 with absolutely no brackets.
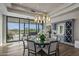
8,23,42,30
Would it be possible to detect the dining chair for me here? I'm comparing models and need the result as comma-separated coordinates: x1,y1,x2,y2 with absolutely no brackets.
42,41,59,56
27,40,41,56
22,34,29,56
51,33,58,41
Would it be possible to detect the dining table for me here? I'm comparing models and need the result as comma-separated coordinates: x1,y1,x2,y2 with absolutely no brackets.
27,36,57,56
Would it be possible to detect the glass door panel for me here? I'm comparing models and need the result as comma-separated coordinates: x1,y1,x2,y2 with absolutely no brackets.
30,20,37,35
7,17,19,42
25,20,29,35
39,24,42,31
20,19,25,40
7,22,19,42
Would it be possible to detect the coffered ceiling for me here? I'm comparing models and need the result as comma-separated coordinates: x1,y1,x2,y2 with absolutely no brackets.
1,3,77,19
16,3,64,13
6,3,66,16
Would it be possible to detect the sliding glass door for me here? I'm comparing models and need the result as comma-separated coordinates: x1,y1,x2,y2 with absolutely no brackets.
29,20,37,35
20,19,25,40
25,19,29,35
7,17,19,42
39,24,42,31
6,16,43,42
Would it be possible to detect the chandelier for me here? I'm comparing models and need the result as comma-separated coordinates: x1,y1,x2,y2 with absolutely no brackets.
34,14,50,24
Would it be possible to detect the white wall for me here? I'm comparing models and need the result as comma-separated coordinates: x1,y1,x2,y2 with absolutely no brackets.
51,8,79,48
0,14,6,46
0,14,3,46
2,15,6,44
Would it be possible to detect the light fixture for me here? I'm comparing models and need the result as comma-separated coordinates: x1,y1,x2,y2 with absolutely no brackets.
34,14,50,24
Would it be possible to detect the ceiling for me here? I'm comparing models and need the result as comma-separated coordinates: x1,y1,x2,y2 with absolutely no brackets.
17,3,64,13
7,3,66,16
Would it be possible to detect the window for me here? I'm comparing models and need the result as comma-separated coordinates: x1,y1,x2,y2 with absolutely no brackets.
7,17,19,42
6,16,43,42
29,20,37,35
20,19,25,40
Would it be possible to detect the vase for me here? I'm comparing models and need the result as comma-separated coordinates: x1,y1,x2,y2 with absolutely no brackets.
40,39,45,48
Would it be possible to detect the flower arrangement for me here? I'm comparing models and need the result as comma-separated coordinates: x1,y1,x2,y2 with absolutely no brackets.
38,31,46,43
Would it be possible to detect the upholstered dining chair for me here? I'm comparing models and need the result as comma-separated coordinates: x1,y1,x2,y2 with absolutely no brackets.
27,40,41,56
22,34,29,56
42,41,59,56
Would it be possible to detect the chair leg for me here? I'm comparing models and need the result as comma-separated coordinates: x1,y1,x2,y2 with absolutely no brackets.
23,49,25,56
28,50,30,56
57,52,59,56
55,50,59,56
28,52,29,56
35,53,37,56
56,50,59,56
55,52,59,56
34,52,36,56
55,53,57,56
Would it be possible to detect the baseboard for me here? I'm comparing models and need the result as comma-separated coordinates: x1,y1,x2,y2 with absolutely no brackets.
0,43,8,47
60,41,74,46
0,43,2,46
75,41,79,48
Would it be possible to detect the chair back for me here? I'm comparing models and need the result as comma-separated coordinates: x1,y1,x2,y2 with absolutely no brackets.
49,41,59,53
22,34,29,48
27,40,35,51
51,34,58,40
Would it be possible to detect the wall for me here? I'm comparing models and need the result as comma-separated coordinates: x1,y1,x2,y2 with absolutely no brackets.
51,8,79,48
2,15,6,45
0,14,3,46
0,14,6,46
